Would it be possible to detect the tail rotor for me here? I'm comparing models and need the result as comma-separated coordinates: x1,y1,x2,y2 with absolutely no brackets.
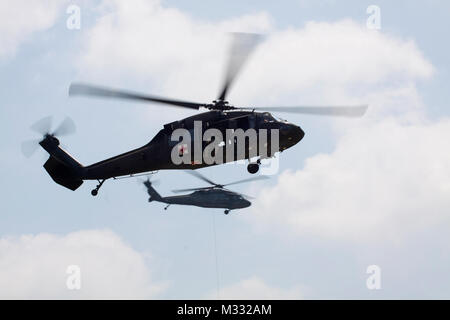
21,116,76,158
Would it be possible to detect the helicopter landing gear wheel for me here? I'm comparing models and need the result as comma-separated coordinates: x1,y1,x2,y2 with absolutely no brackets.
247,163,259,174
91,179,105,197
224,209,230,215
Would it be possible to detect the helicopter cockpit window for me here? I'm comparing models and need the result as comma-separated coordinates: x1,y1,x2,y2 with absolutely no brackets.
263,112,275,123
273,115,288,122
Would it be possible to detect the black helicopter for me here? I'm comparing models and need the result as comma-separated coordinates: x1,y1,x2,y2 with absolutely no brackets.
143,171,267,214
22,33,367,196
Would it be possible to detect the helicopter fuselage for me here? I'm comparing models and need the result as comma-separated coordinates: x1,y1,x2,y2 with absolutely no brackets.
81,110,304,180
156,188,251,210
39,110,304,192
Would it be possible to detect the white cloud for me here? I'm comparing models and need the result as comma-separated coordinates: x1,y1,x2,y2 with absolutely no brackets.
237,15,448,245
237,20,433,107
0,229,165,299
78,0,271,99
207,276,303,300
0,0,64,59
249,117,450,243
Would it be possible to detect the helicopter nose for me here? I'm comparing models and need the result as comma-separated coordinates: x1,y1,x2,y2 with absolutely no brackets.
242,199,251,208
295,125,305,142
280,124,304,145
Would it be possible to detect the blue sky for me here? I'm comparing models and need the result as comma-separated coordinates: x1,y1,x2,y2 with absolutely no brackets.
0,0,450,299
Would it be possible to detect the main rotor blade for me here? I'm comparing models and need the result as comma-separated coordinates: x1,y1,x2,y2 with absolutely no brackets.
186,170,218,186
250,105,368,117
218,33,262,101
172,186,212,193
224,175,269,187
21,139,41,158
53,117,76,136
30,116,52,135
69,83,205,110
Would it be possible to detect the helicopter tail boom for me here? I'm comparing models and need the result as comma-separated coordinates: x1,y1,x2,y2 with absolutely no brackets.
143,179,163,202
